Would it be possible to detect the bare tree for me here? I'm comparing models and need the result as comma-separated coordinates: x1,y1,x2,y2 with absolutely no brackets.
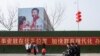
0,7,17,31
45,3,65,29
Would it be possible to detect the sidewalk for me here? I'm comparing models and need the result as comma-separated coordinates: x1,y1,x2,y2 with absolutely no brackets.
0,53,100,56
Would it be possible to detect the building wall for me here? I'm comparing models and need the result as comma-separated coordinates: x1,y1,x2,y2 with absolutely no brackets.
44,9,54,31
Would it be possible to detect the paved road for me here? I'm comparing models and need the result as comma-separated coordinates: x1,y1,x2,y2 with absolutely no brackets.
0,53,100,56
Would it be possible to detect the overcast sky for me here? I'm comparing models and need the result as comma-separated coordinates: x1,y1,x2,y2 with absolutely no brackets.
0,0,100,31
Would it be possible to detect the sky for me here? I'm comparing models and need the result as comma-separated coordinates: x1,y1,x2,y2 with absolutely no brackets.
0,0,100,31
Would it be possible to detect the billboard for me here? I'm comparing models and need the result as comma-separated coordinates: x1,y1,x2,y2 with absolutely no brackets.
18,8,53,31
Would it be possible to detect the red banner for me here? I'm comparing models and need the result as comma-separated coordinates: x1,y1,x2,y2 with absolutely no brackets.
0,37,100,45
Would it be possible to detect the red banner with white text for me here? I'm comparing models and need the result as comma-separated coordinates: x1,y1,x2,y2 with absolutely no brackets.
0,37,100,45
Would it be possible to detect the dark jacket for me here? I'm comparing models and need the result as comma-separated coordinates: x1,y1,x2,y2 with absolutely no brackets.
70,46,75,56
75,45,80,56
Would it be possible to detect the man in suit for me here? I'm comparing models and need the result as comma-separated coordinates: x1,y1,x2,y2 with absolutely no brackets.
31,42,39,55
74,43,80,56
64,43,72,56
70,43,76,56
